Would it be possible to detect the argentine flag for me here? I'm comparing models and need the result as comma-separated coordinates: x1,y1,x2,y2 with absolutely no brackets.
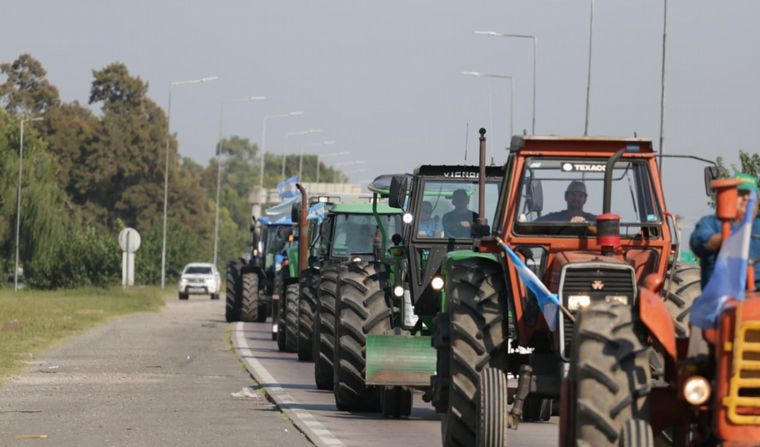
500,243,561,331
277,176,300,200
691,191,757,329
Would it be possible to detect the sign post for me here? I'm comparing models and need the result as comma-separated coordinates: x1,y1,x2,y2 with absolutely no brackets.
118,228,141,287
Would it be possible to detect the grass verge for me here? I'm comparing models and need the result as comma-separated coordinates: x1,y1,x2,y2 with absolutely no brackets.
0,287,165,383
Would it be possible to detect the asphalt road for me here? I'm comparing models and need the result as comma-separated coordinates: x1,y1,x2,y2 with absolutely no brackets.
233,320,559,447
0,297,311,447
0,296,558,446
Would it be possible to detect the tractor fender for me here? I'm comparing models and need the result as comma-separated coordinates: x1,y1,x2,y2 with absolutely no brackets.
441,251,501,312
638,286,677,360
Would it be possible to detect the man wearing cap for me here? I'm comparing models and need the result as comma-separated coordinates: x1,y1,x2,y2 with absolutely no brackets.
690,173,760,288
442,189,478,238
538,181,597,223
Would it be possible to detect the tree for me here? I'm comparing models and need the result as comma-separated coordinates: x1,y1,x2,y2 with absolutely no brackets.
0,54,60,115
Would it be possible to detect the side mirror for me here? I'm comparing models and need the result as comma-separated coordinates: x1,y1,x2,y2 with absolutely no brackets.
389,175,407,209
291,203,300,222
704,166,720,196
527,179,543,213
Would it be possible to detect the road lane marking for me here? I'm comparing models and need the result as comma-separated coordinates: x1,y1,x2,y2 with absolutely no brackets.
233,322,345,447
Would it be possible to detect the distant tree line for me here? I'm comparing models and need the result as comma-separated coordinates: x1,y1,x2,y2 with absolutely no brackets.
0,54,347,288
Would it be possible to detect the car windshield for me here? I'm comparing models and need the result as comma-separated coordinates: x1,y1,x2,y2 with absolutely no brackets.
185,266,212,274
415,179,500,239
332,214,402,256
514,157,661,236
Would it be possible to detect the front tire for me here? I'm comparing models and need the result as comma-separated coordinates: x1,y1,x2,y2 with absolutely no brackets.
297,270,318,361
662,264,701,337
240,272,261,322
225,260,243,322
283,283,299,352
476,367,508,447
435,258,509,447
332,262,390,412
314,264,339,390
570,302,652,447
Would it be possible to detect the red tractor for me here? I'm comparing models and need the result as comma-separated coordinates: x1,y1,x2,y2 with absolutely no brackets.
431,132,712,446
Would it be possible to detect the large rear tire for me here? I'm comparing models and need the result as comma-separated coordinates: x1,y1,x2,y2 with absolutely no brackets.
284,283,299,352
662,265,701,338
570,302,652,447
314,264,339,390
297,270,318,362
332,262,390,412
240,272,260,322
435,258,509,447
225,260,243,323
476,367,508,447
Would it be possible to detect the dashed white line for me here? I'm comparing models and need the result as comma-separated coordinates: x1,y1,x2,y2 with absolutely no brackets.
233,322,345,447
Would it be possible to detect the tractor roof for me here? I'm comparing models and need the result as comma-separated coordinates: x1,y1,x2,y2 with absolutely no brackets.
329,203,401,215
509,136,654,155
414,165,504,177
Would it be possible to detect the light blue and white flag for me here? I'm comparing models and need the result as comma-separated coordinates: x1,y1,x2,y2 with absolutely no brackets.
500,243,560,331
307,202,327,223
277,176,300,200
691,191,757,329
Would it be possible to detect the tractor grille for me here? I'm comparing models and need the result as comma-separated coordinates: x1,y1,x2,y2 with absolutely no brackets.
558,263,636,361
724,321,760,424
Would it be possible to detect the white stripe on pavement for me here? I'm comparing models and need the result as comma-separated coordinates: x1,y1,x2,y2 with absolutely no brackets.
233,322,345,447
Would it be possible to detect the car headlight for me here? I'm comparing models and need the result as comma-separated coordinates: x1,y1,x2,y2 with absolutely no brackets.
567,295,591,311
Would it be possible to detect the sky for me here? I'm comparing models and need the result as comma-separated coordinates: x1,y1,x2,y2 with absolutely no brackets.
1,0,759,238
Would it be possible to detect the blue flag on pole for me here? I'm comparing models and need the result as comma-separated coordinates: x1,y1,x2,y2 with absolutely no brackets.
500,244,561,331
690,191,756,329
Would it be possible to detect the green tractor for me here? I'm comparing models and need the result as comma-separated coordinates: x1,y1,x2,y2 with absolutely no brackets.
307,198,402,396
327,166,502,418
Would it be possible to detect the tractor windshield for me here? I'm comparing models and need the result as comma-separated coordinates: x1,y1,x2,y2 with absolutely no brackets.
415,179,500,239
513,157,661,236
331,214,402,257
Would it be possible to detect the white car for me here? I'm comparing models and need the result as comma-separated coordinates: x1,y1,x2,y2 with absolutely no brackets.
178,263,221,300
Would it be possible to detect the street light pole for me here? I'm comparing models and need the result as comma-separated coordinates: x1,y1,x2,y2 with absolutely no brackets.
316,151,350,183
161,76,218,289
213,96,266,268
658,0,669,174
462,72,514,137
14,115,42,292
284,128,322,179
584,0,595,136
300,140,336,180
475,31,537,134
259,111,304,189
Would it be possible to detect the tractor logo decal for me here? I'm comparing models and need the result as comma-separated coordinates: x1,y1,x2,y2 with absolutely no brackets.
591,280,605,290
561,163,606,172
443,171,479,178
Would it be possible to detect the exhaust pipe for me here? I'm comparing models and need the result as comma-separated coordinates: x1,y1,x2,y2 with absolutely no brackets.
597,148,625,256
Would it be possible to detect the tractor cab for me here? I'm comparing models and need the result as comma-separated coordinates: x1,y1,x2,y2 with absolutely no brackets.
386,165,503,317
494,137,675,356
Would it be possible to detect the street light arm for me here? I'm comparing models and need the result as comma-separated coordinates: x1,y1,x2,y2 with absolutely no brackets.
171,76,219,87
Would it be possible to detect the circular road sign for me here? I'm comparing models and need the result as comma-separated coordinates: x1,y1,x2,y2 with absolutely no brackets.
118,227,141,253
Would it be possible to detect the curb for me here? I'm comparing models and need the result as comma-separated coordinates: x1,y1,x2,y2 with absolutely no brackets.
232,322,345,447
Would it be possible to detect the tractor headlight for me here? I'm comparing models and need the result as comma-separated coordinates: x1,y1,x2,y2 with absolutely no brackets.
402,213,414,224
567,295,591,311
605,295,629,305
352,257,362,263
431,276,444,291
683,376,711,405
393,286,405,298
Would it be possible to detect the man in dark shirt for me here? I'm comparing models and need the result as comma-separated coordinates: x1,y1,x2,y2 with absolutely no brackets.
538,181,596,223
442,189,478,238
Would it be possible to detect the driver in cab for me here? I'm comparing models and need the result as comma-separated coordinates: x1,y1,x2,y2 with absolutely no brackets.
442,189,478,238
537,181,596,223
